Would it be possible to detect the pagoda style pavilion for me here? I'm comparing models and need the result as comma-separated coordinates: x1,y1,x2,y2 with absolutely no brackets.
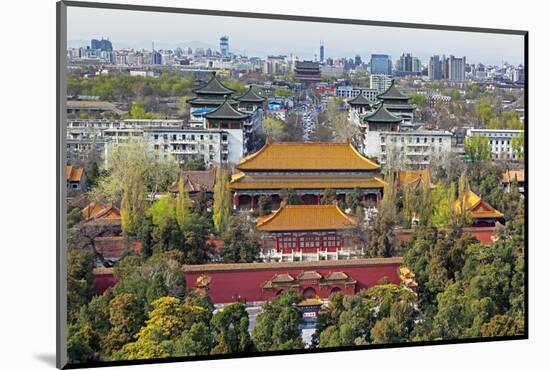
347,93,373,114
230,140,386,210
187,72,238,123
294,61,322,83
376,80,415,123
363,103,402,132
453,190,505,227
256,203,360,261
204,97,251,130
235,86,266,113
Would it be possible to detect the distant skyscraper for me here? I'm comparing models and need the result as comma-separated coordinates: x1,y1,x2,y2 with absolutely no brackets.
151,43,162,65
91,38,113,52
355,55,362,67
319,40,325,63
428,55,442,80
448,55,466,81
220,36,229,57
370,54,392,75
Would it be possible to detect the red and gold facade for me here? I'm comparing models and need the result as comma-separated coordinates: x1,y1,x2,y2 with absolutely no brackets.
256,203,360,261
230,141,386,210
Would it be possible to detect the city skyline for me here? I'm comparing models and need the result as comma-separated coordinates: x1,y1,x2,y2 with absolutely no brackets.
67,7,524,66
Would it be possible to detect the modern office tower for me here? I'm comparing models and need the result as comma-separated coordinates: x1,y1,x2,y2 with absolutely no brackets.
448,55,466,81
355,55,362,67
91,38,113,52
428,55,442,80
398,53,413,73
412,57,421,73
319,40,325,63
151,50,162,65
370,54,392,75
220,35,229,57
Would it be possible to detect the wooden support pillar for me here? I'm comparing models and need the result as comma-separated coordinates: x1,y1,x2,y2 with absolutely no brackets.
316,194,321,204
233,192,239,210
376,192,381,204
251,195,257,209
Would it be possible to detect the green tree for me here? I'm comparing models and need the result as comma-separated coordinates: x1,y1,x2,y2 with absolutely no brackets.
511,132,525,161
263,116,286,141
213,167,231,234
476,97,495,126
148,196,175,226
480,314,521,337
169,322,213,357
103,293,145,355
429,181,454,227
280,188,302,205
67,248,96,323
125,100,153,119
220,214,260,263
409,93,428,108
175,179,190,228
114,296,211,360
274,88,292,98
67,323,95,364
211,303,254,354
464,135,491,162
252,290,303,351
91,139,178,205
120,166,148,239
256,195,272,216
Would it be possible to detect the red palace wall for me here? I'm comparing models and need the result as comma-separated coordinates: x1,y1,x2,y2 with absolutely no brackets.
184,258,403,305
93,268,119,295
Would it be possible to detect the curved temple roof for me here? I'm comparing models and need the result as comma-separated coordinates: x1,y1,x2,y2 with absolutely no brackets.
363,104,403,123
236,86,266,103
192,72,235,95
348,93,373,106
236,141,380,171
204,98,250,120
377,80,409,100
256,203,358,232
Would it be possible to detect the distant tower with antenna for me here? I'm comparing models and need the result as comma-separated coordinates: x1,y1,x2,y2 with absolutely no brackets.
319,39,325,63
220,35,229,57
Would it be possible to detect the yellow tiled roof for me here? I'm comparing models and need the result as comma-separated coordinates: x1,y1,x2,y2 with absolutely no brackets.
256,204,357,232
82,202,121,221
396,168,432,188
502,169,525,183
453,190,504,219
296,297,324,307
66,165,84,182
230,174,386,190
235,141,380,171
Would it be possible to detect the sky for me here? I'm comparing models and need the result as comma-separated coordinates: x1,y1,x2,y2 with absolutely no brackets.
67,6,525,66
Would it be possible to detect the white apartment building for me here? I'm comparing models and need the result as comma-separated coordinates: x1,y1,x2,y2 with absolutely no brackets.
336,86,378,101
144,128,242,165
466,128,523,160
66,119,247,166
363,130,452,168
370,74,393,93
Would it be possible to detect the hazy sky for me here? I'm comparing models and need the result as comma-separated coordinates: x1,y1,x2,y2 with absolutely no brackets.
67,6,525,65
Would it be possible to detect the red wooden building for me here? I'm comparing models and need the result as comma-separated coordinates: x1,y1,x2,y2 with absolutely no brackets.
230,140,386,211
256,203,360,261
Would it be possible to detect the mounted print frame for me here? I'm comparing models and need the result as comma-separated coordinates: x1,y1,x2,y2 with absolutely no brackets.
57,1,528,368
